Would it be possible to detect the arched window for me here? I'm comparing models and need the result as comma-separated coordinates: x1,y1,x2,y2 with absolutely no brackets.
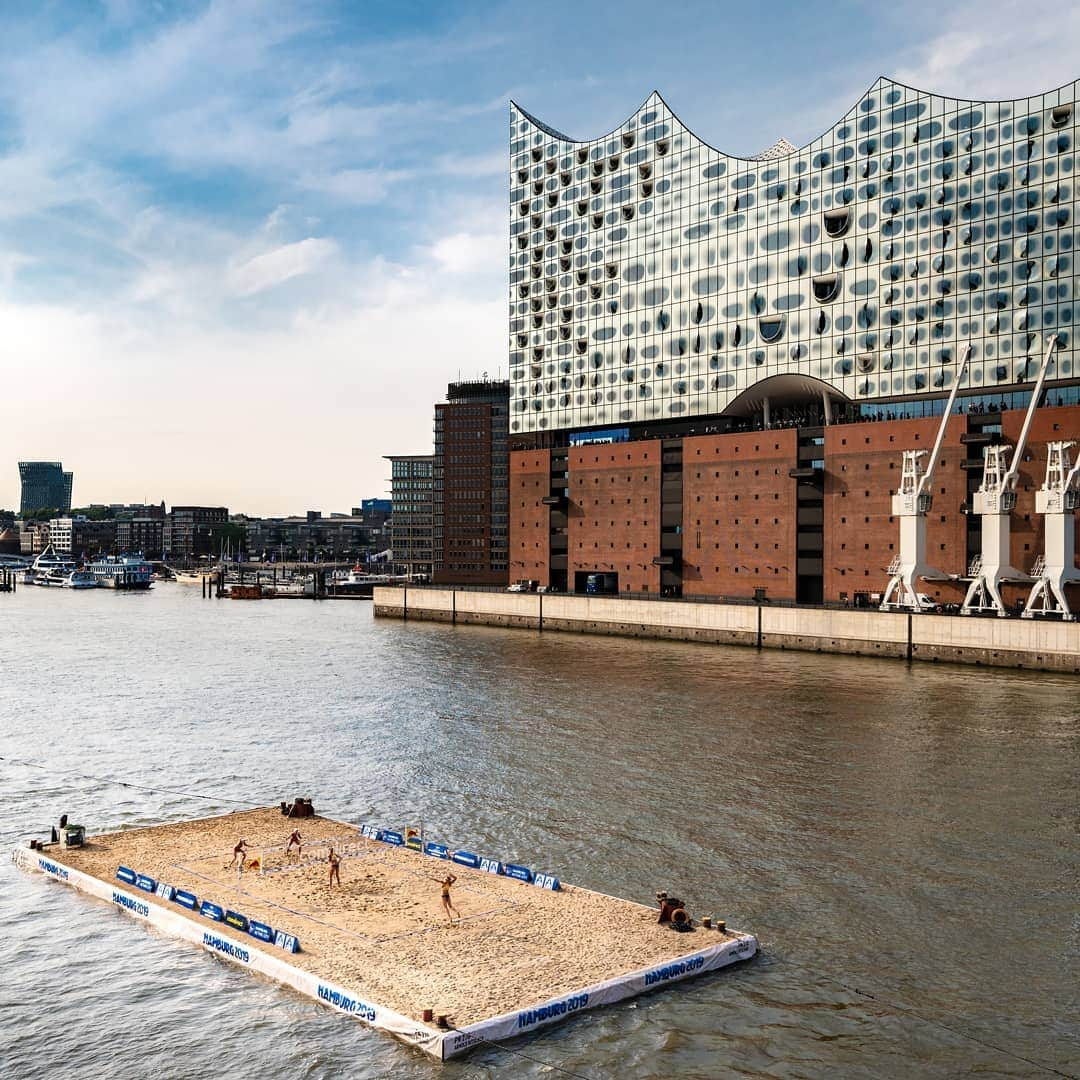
823,208,851,237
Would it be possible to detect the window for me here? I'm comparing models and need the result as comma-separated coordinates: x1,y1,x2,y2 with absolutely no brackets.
813,274,841,302
759,317,784,343
823,208,851,237
1052,104,1072,128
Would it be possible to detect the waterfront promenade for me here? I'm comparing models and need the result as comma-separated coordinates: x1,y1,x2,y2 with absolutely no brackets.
374,586,1080,674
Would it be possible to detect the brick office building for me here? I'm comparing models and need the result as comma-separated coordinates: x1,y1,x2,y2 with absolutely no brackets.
433,380,510,585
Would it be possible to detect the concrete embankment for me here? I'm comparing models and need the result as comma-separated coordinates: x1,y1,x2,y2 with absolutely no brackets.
373,587,1080,674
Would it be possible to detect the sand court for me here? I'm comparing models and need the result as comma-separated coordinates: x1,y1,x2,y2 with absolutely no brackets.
17,806,757,1059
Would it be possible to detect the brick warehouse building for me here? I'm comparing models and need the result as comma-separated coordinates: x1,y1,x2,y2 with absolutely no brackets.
511,402,1080,606
506,80,1080,609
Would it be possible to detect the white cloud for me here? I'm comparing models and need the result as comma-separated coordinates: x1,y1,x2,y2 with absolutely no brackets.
426,229,504,275
890,1,1080,99
228,237,339,297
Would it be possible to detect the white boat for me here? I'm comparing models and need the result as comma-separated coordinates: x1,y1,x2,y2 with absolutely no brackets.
32,545,76,585
86,554,153,590
63,570,99,589
171,567,215,584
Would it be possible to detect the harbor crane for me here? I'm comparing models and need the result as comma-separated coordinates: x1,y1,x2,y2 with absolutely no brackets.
880,344,971,613
1022,439,1080,620
962,334,1060,617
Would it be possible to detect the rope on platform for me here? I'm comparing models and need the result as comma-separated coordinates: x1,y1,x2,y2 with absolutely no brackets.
0,755,262,807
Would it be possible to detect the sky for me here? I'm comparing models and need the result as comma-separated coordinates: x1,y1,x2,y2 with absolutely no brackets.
1,0,1078,516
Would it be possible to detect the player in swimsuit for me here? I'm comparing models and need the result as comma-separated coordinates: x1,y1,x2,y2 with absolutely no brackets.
286,829,303,858
436,873,460,924
226,839,249,870
328,846,341,886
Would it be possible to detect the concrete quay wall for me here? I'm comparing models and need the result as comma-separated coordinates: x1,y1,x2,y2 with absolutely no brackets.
373,588,1080,674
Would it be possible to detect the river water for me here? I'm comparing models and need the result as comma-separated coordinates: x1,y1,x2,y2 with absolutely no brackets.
0,585,1076,1079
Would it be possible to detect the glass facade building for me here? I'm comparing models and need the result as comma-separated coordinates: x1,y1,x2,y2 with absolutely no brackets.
386,455,435,579
18,461,73,514
508,78,1079,438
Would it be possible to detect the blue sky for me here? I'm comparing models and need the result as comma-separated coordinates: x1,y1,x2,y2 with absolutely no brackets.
1,0,1078,514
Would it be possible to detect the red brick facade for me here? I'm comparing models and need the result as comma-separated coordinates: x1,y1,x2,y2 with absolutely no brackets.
508,404,1080,605
568,442,661,594
823,415,969,606
682,431,798,599
509,449,550,586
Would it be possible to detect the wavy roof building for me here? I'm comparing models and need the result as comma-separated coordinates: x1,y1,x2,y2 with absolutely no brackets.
508,77,1078,437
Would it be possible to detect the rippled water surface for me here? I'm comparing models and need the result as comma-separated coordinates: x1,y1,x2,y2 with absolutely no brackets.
1,585,1077,1079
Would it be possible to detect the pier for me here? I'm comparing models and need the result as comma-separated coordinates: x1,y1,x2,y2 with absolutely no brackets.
373,586,1080,674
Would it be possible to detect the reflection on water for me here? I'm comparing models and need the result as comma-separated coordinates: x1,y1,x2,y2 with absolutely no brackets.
0,585,1077,1078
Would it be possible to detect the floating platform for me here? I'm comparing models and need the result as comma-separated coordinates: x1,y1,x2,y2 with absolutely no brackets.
14,807,756,1060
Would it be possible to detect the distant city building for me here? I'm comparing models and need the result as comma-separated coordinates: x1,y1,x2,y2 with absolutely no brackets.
48,517,74,554
164,506,229,563
48,516,117,558
18,461,73,515
242,509,388,563
386,455,435,579
356,498,392,517
116,503,166,559
433,379,510,585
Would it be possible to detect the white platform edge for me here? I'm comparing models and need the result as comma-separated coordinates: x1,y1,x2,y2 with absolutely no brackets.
13,845,758,1061
13,846,446,1058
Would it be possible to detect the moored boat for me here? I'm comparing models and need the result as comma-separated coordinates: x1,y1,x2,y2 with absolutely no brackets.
86,554,153,590
63,570,99,589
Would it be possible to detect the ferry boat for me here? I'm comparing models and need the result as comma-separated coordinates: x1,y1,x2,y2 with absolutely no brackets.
31,545,76,585
63,570,99,589
86,554,153,590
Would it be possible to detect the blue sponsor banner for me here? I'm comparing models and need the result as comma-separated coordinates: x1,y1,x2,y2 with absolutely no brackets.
532,873,560,891
423,841,449,859
359,824,381,841
503,863,533,883
155,882,176,902
116,866,137,885
380,830,404,847
200,900,224,922
273,930,300,954
248,920,274,943
135,874,157,893
174,889,198,910
224,910,249,932
479,857,502,875
451,850,480,868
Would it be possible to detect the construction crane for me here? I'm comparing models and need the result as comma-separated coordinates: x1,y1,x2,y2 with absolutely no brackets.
1022,440,1080,620
880,344,971,612
961,334,1061,617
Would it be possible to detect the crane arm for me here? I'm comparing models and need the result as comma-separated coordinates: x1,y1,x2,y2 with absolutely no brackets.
915,343,971,500
1004,333,1060,489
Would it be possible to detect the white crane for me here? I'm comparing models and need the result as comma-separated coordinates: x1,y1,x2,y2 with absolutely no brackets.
1022,440,1080,620
880,344,971,613
961,334,1060,617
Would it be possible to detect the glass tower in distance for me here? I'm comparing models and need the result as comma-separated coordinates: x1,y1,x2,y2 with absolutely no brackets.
18,461,73,514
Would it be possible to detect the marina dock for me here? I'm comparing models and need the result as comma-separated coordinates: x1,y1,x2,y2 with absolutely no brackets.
15,807,756,1061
